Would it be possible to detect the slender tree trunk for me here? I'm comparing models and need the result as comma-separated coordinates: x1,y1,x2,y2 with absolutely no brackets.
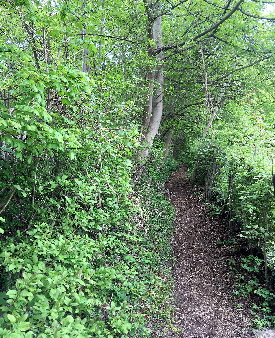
143,71,154,131
202,93,225,138
141,2,164,159
97,0,106,73
82,29,90,74
202,106,219,138
81,1,90,74
264,212,269,287
200,45,226,138
163,129,174,162
23,22,40,70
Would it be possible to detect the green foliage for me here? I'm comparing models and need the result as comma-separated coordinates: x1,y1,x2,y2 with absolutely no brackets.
0,28,174,338
2,0,275,334
0,93,175,338
231,255,275,328
131,152,177,334
179,90,275,326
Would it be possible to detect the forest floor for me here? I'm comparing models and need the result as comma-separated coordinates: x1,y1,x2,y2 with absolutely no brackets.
164,164,256,338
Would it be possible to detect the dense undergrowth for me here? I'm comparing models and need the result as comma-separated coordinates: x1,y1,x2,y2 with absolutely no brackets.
0,143,176,337
1,0,275,335
0,62,176,337
182,120,275,328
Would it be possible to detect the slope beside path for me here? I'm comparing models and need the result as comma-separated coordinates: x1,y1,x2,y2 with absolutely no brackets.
164,165,255,338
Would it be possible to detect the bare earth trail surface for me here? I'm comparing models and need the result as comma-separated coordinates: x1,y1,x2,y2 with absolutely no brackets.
165,165,255,338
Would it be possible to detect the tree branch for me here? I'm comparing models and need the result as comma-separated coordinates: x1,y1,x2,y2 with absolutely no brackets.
202,0,229,10
239,7,275,21
161,43,197,60
223,0,233,14
22,22,41,70
210,55,271,84
212,34,253,52
157,0,189,18
76,33,141,44
143,0,154,22
192,0,244,41
0,189,16,215
163,101,205,121
153,0,244,56
251,0,275,3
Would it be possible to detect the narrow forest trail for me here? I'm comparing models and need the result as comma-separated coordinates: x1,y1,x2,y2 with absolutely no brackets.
165,165,255,338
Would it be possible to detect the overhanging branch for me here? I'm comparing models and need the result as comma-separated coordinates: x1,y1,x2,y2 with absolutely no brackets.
239,7,275,21
210,55,272,84
193,0,244,41
153,0,244,57
76,33,141,45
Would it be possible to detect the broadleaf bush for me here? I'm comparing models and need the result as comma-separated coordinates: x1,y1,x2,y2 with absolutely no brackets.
0,50,175,336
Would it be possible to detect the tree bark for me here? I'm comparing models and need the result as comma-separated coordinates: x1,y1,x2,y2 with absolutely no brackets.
163,129,174,162
202,106,219,138
141,2,164,159
82,29,90,74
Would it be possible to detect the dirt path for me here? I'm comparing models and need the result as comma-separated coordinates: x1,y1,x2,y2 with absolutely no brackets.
165,165,255,338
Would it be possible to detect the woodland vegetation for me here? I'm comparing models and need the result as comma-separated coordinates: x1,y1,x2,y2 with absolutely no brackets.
1,0,275,336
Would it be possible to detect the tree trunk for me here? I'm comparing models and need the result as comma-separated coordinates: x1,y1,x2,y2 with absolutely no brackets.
141,3,164,159
82,29,90,74
202,106,219,138
163,129,174,163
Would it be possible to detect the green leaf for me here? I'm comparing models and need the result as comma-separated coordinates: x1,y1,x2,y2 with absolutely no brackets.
6,290,17,299
69,151,76,160
17,321,30,332
62,315,74,324
25,125,37,131
7,314,16,323
61,98,70,105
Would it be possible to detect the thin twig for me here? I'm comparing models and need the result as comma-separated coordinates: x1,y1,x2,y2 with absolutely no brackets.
75,33,141,45
0,189,16,215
